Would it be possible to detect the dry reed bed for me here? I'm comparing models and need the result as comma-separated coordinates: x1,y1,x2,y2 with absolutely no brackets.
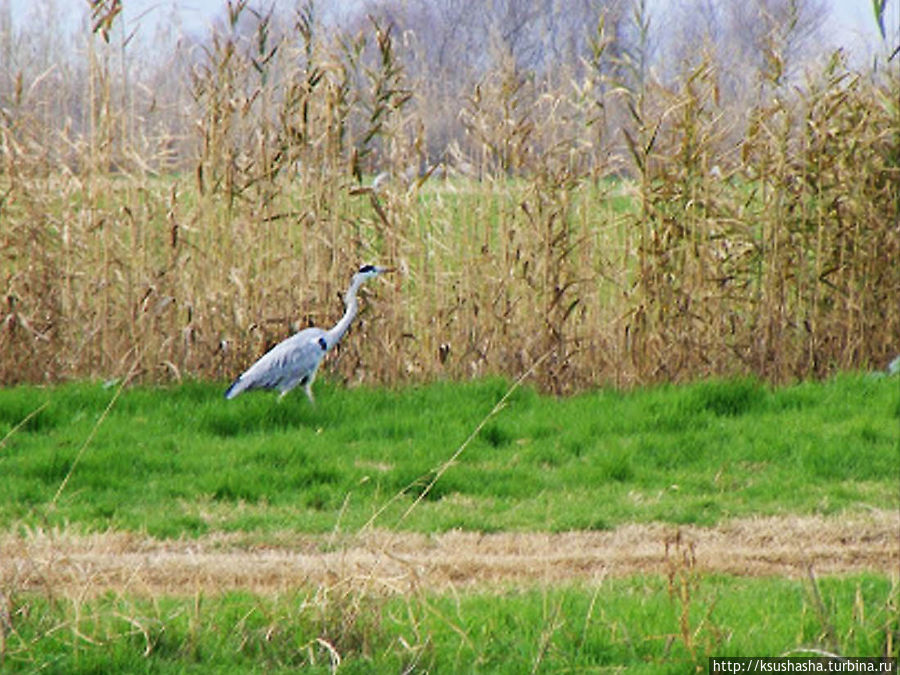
3,510,897,597
1,5,898,391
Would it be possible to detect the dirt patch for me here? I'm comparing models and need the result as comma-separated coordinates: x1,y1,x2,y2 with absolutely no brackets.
2,511,897,596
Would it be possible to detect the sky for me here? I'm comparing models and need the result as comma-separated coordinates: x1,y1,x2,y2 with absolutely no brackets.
4,0,898,59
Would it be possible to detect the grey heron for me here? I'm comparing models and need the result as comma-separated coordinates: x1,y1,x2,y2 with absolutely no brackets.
224,264,391,403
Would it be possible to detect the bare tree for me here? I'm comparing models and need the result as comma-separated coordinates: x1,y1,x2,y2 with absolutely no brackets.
660,0,830,92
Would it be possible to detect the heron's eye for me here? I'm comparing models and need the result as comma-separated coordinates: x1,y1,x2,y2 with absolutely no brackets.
359,264,375,273
318,337,328,351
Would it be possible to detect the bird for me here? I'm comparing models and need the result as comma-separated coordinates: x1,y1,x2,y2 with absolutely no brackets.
224,264,392,404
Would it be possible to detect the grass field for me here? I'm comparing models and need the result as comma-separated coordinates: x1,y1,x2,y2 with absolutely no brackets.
2,3,898,671
3,574,896,673
0,375,897,671
0,374,896,537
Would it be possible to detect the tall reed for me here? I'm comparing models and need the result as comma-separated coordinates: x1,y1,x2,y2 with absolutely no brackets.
1,3,897,390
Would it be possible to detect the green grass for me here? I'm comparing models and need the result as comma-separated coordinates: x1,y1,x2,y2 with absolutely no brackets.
3,574,896,673
0,374,896,537
1,375,896,672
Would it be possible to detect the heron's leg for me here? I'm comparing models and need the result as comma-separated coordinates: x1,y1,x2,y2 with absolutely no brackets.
304,369,319,406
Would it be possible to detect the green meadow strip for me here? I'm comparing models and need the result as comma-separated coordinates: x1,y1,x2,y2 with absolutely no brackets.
0,374,895,537
1,575,896,674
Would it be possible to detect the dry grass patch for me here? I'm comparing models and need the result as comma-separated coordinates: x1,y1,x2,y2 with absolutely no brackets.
2,510,896,598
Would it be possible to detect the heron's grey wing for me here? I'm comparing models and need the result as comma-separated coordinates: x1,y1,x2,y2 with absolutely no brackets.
271,328,331,393
225,328,328,399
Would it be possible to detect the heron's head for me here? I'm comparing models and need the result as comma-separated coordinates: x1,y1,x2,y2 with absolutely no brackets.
346,265,392,302
354,264,392,282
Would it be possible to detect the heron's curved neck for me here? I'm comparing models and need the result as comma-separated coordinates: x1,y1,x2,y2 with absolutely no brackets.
326,276,364,346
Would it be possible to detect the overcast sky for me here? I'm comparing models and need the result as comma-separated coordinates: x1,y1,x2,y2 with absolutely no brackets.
4,0,897,59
